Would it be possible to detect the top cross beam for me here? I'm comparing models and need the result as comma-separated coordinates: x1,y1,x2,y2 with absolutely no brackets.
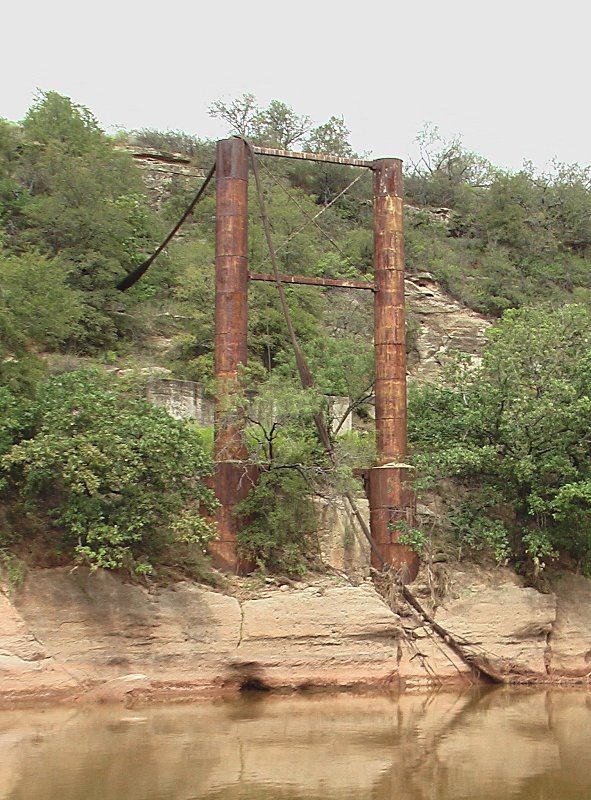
251,145,374,169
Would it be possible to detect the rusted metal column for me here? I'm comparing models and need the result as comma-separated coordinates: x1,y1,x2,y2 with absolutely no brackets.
210,137,256,573
368,158,419,581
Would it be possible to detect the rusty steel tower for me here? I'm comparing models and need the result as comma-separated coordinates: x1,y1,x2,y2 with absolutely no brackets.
368,158,419,580
209,138,418,580
208,138,257,572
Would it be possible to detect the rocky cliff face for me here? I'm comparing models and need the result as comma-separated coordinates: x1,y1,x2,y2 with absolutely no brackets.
406,272,490,381
118,145,205,209
0,564,589,706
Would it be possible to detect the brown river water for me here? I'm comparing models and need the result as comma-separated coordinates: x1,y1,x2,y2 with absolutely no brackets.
1,688,590,799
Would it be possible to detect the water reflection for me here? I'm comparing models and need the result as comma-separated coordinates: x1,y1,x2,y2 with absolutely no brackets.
1,689,590,799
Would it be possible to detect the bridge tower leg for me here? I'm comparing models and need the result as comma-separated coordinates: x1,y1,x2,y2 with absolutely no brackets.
368,158,419,582
210,137,256,573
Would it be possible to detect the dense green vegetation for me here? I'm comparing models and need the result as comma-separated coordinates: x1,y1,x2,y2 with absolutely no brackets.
409,305,591,575
404,125,591,315
0,372,217,574
2,90,591,578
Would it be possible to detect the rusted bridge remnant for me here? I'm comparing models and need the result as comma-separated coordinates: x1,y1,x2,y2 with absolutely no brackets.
208,138,256,572
368,158,419,580
210,137,418,580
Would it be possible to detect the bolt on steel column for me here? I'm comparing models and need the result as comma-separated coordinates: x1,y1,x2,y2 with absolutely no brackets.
210,138,255,573
369,158,419,581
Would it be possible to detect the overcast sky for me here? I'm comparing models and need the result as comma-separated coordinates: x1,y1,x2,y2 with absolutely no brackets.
4,0,590,172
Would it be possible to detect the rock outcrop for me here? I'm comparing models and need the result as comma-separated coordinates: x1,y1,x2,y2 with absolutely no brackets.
435,581,556,678
1,563,590,705
0,589,77,700
547,572,591,677
117,145,205,209
1,571,410,704
146,378,214,424
316,498,371,578
235,584,404,689
406,272,491,381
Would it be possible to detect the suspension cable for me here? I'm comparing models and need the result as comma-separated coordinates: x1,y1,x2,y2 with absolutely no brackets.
258,159,355,257
116,161,216,291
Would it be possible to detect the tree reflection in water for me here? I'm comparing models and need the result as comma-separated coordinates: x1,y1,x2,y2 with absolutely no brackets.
1,688,590,800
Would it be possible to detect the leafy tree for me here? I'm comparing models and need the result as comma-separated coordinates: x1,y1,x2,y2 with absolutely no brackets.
2,92,162,351
168,238,216,384
236,377,326,574
0,249,82,391
236,469,318,575
301,290,374,404
543,162,591,255
0,388,30,471
251,100,311,149
305,116,354,157
294,116,359,206
405,124,494,210
21,91,104,152
208,93,260,137
209,94,311,149
468,169,556,258
0,120,23,236
235,366,375,575
19,103,153,253
409,304,591,573
1,372,217,574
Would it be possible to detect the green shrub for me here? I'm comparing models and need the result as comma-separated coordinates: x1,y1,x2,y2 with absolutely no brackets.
1,371,217,573
409,304,591,573
236,469,318,576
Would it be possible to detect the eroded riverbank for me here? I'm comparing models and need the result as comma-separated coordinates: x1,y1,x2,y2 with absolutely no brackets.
1,564,591,707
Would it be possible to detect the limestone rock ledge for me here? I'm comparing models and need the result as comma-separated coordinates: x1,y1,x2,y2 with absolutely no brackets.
435,582,556,679
0,567,589,705
547,572,591,677
405,273,491,381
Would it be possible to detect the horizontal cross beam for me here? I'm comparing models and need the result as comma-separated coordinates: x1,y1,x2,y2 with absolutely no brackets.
251,145,374,169
249,272,376,291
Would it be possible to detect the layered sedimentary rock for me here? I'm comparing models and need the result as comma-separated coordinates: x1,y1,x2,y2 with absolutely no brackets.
405,272,490,381
547,572,591,677
436,582,556,678
1,563,589,705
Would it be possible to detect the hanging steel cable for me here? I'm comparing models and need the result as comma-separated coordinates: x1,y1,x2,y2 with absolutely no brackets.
258,158,356,257
116,162,216,291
